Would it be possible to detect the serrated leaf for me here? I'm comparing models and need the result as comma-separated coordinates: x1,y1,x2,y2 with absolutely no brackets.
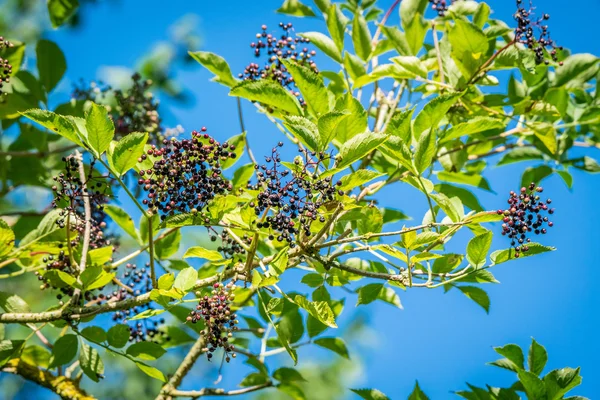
126,341,166,361
189,51,238,87
299,32,342,63
47,0,79,28
294,295,337,328
36,40,66,92
528,338,548,376
281,59,330,116
107,324,130,348
108,132,148,176
414,130,436,174
277,0,316,17
413,92,463,139
284,116,321,151
351,388,390,400
85,103,114,157
104,205,138,241
458,286,490,313
135,361,166,382
466,231,492,268
183,246,223,261
490,243,555,265
173,267,198,292
314,337,349,359
337,132,387,170
230,78,302,115
0,219,15,258
352,13,372,61
49,334,78,368
21,109,85,147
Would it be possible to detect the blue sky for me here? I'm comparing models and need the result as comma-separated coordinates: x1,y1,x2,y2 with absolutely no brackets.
36,0,600,398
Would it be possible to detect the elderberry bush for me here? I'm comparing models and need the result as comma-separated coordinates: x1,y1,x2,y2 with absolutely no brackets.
137,128,235,219
247,143,342,247
498,183,555,258
0,37,13,96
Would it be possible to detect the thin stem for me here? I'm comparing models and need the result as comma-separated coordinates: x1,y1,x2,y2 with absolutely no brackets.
148,216,157,289
167,382,273,398
236,98,257,165
372,0,400,45
76,151,92,274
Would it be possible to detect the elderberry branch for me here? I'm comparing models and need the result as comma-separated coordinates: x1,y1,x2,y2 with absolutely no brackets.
156,335,207,400
167,382,273,398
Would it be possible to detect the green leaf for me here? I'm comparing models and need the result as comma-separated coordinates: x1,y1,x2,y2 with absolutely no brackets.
490,243,555,265
440,117,505,143
173,267,198,292
36,40,66,92
126,341,166,361
47,0,79,28
517,370,546,399
44,270,80,289
230,79,302,115
158,273,175,291
334,94,368,142
108,132,148,176
326,5,346,53
0,219,15,258
356,283,384,305
21,109,85,147
447,19,490,78
528,338,548,376
318,110,350,147
553,53,599,87
497,147,544,166
391,56,427,78
20,345,50,369
104,205,138,241
0,291,31,313
431,193,462,222
0,340,24,368
85,103,114,157
338,169,384,191
351,388,390,400
294,295,337,328
400,0,428,55
336,132,387,170
81,326,107,343
107,324,130,348
458,286,490,313
281,59,330,116
414,130,437,174
135,361,166,382
381,26,411,56
183,246,223,261
155,229,181,260
299,32,343,63
257,291,297,364
544,367,583,399
273,367,306,383
277,0,316,17
188,51,238,87
408,381,430,400
344,52,367,81
386,108,414,142
301,273,324,287
352,13,372,61
413,92,463,139
49,334,78,368
284,116,321,151
88,246,113,266
314,337,350,359
81,266,114,291
466,231,492,268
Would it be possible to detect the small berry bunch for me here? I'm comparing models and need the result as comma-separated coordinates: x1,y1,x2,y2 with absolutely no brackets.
137,128,234,219
208,228,249,262
73,73,163,142
188,282,239,362
240,23,318,106
514,0,562,65
497,182,555,258
0,36,14,96
428,0,458,17
51,156,112,250
247,143,342,247
109,263,169,343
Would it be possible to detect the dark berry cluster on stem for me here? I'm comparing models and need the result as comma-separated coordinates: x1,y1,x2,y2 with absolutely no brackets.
51,155,113,251
73,73,163,142
428,0,459,17
137,127,234,220
110,262,168,343
208,228,249,262
187,282,239,362
0,37,14,96
247,143,342,248
514,0,562,65
497,182,555,258
240,23,318,107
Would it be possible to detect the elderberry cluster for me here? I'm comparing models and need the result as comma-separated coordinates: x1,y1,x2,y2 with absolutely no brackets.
0,37,14,96
73,73,163,142
247,143,342,247
514,0,562,65
208,228,250,262
428,0,458,17
137,128,234,219
497,182,555,258
109,263,169,343
240,23,318,107
51,156,112,250
187,282,239,362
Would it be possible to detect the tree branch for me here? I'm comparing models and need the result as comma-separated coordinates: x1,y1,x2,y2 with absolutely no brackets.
156,335,207,400
1,358,95,400
167,382,273,398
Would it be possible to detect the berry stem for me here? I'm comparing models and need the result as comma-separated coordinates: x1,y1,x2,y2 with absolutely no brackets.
466,39,517,86
147,216,157,289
